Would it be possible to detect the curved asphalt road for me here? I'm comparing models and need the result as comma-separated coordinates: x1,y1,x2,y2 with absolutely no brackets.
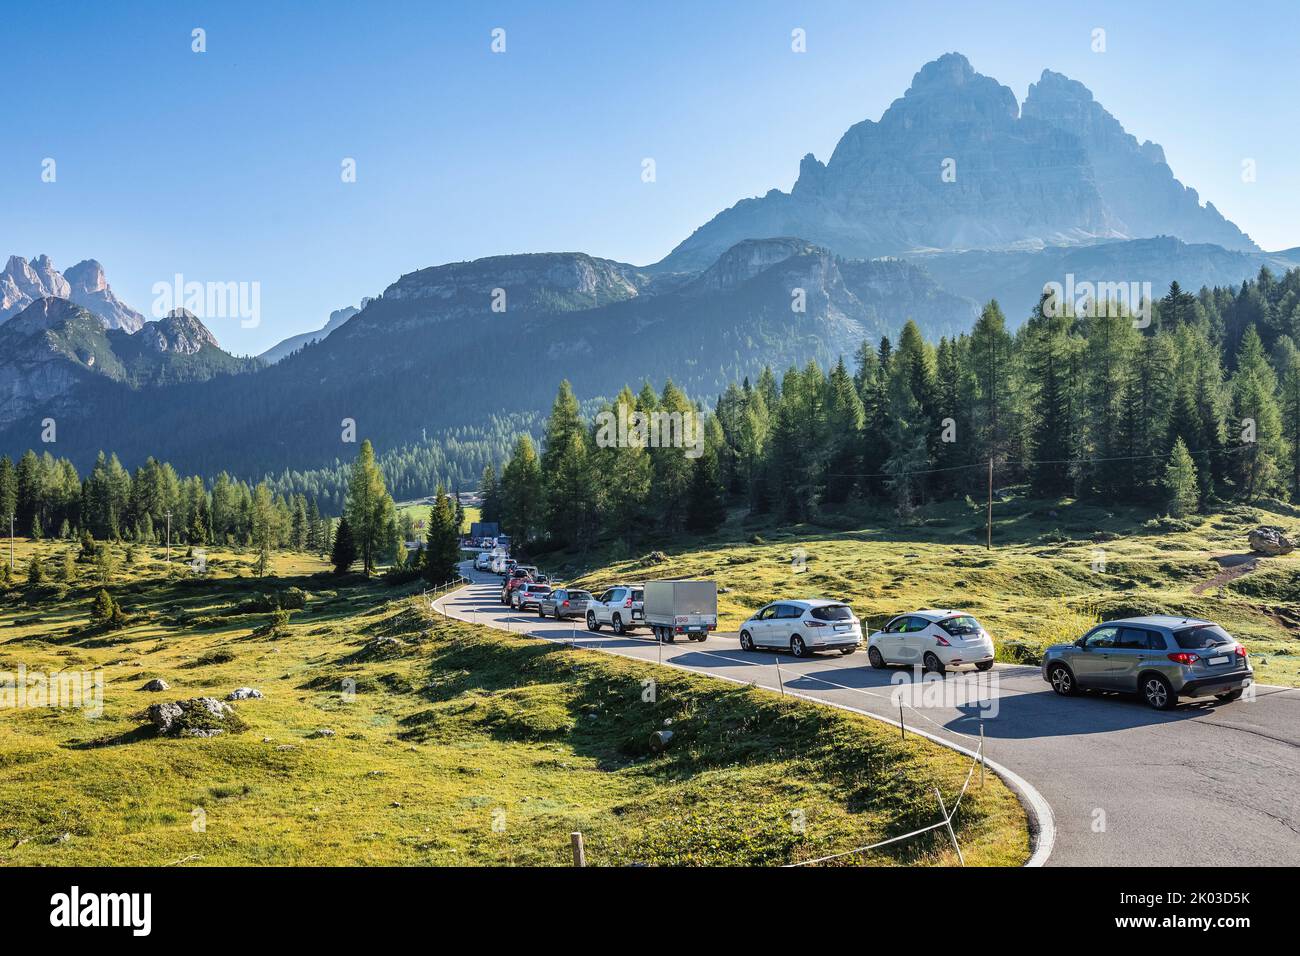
436,565,1300,867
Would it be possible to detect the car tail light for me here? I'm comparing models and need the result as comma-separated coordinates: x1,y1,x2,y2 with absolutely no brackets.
1235,645,1247,658
934,634,951,646
805,619,826,627
1167,652,1199,666
624,599,632,608
562,600,569,607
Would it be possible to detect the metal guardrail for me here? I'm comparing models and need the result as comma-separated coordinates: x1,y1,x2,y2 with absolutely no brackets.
785,733,983,866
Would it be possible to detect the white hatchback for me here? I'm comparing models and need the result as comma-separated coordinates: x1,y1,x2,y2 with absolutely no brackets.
739,600,862,657
867,610,995,674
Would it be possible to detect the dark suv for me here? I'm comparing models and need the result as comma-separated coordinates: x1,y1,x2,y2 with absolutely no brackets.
500,569,532,606
1042,616,1253,710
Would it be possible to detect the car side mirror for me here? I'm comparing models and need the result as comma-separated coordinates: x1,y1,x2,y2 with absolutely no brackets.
1075,639,1087,649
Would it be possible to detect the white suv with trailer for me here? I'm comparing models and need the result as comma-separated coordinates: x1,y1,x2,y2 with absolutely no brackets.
586,584,645,635
643,580,718,643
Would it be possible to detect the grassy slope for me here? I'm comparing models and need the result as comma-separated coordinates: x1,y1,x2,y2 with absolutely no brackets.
0,541,1025,866
562,496,1300,687
396,503,480,535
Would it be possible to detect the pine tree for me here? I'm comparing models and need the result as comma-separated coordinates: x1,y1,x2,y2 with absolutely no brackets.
1164,438,1200,516
649,381,697,530
479,464,502,524
1281,352,1300,501
344,439,395,574
91,588,117,625
595,387,651,541
0,456,15,530
1024,297,1075,496
423,486,461,585
968,302,1014,470
500,435,543,543
541,380,597,546
824,357,865,503
251,483,278,577
685,419,727,533
27,555,44,586
1230,325,1284,500
331,515,357,574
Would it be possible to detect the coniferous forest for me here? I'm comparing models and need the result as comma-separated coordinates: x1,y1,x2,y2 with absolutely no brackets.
490,272,1300,549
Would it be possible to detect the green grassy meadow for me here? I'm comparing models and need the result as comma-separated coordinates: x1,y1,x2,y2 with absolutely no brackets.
0,539,1025,866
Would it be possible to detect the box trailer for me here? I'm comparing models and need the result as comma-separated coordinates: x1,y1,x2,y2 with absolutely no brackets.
643,580,718,643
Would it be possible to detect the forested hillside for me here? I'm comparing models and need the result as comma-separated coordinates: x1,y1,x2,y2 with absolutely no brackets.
490,268,1300,549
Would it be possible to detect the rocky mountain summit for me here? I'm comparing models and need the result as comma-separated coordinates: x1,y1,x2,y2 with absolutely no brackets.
657,53,1256,273
0,298,255,432
0,254,145,330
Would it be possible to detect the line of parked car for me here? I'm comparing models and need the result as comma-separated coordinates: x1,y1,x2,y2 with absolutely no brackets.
483,556,1254,711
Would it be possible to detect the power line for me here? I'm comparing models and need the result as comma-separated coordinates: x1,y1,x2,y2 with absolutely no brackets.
827,442,1253,480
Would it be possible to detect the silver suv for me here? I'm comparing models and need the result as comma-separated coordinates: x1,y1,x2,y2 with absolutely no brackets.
1042,616,1252,710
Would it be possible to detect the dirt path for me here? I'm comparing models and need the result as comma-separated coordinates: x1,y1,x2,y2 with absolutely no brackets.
1192,552,1258,594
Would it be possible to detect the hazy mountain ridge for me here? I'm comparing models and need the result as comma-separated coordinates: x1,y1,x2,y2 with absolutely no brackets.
0,240,943,475
656,53,1255,273
259,304,365,364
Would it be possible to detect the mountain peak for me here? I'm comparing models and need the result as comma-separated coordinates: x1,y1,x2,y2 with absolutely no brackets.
693,238,826,292
0,254,145,330
137,309,219,354
64,259,108,294
657,54,1255,271
906,52,977,93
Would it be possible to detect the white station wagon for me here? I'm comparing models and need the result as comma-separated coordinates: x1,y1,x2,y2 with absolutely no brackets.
739,600,862,657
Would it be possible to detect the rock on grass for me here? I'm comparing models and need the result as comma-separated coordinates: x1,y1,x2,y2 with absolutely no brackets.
147,698,247,738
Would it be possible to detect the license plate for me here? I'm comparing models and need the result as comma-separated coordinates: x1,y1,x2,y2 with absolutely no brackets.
1208,656,1229,666
632,612,642,619
834,624,851,631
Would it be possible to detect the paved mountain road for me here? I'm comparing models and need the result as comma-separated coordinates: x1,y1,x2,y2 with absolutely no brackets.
435,567,1300,867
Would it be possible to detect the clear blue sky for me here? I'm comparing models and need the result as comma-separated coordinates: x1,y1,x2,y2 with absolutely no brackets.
2,0,1296,354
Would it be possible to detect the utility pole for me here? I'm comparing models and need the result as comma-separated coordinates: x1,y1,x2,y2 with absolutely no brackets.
986,458,993,551
8,513,13,572
164,510,173,564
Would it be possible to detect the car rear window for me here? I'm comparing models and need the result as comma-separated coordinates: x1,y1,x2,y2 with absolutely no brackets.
938,615,980,636
1174,625,1232,649
810,605,854,621
631,589,643,602
568,591,592,600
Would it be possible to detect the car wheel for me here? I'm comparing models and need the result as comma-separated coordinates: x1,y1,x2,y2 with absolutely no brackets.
790,635,808,658
537,605,546,618
923,652,945,675
1215,688,1244,703
840,647,855,655
868,646,886,669
975,660,994,672
612,614,625,636
1048,664,1076,696
740,630,754,651
586,612,601,633
1142,674,1176,710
